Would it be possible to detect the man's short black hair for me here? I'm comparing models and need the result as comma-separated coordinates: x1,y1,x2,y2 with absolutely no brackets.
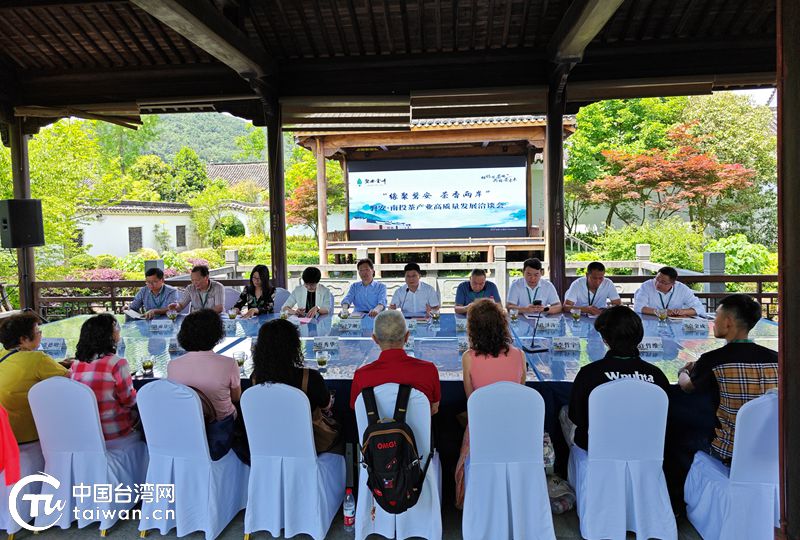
719,294,762,331
587,261,606,274
177,308,223,351
302,266,322,284
191,265,210,277
145,267,164,280
658,266,678,281
404,262,421,274
595,305,644,356
523,258,543,272
356,258,374,270
470,268,487,278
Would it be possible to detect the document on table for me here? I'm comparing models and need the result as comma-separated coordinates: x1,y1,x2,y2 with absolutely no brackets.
124,309,144,320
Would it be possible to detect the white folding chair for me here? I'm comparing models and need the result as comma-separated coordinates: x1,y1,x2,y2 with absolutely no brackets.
241,383,344,540
463,382,555,540
354,383,442,540
568,378,676,540
137,380,249,540
28,377,148,534
685,391,779,540
0,441,44,537
273,287,291,311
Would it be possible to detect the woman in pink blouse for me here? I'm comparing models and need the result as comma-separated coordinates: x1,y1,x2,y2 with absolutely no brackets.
70,314,138,441
455,299,527,509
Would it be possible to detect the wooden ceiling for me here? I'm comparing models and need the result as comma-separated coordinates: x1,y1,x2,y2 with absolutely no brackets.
0,0,777,132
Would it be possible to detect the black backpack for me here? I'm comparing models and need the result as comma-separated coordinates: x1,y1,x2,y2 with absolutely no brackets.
360,385,432,514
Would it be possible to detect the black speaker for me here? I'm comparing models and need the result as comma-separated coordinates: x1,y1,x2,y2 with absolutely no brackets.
0,199,45,248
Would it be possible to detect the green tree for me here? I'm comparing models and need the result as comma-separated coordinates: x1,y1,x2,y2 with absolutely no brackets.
284,146,345,213
234,123,266,161
188,180,233,247
683,93,777,247
565,97,688,227
92,115,160,173
172,147,208,200
128,154,178,201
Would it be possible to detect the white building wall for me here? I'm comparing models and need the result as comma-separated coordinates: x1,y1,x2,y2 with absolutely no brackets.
81,214,199,257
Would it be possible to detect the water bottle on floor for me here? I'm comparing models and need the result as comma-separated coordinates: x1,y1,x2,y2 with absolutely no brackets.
343,488,355,533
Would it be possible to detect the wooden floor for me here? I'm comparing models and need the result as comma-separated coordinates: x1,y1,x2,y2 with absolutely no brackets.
30,508,702,539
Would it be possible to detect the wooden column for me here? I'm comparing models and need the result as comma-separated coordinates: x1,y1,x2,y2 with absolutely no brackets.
9,118,35,310
315,137,329,273
545,64,570,299
265,96,287,288
779,0,799,536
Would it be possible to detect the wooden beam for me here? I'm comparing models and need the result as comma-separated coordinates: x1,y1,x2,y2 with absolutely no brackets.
315,138,329,270
130,0,272,78
265,94,287,288
778,1,800,537
548,0,625,62
545,64,569,298
8,117,35,310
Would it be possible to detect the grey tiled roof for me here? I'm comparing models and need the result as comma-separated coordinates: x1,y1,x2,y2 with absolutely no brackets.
410,115,576,127
206,162,269,190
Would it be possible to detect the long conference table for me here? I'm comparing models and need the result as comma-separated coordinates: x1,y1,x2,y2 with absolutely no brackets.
40,311,779,486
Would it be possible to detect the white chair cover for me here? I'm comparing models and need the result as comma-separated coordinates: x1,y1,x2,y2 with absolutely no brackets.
28,377,148,531
354,383,442,540
568,378,676,540
273,287,291,311
685,391,779,540
136,380,249,540
0,441,44,534
463,382,555,540
223,286,240,311
241,383,345,540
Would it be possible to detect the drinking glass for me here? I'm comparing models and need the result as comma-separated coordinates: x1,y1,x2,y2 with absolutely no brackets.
280,311,289,320
571,309,581,323
340,307,350,319
167,309,178,321
656,308,668,323
509,308,519,322
142,355,155,375
233,351,246,375
431,307,441,323
316,350,330,370
228,308,238,320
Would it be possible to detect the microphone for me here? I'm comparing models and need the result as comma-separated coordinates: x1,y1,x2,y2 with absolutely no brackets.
522,311,549,354
400,287,410,314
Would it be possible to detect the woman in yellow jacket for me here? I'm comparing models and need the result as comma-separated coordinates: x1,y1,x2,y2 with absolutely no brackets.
0,312,67,443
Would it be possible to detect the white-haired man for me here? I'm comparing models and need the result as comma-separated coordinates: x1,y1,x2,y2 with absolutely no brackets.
349,310,441,414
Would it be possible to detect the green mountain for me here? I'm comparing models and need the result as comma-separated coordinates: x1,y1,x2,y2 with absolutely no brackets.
144,113,253,163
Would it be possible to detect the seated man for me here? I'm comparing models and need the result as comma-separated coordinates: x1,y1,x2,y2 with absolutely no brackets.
389,262,440,317
454,269,501,314
168,264,225,314
506,257,562,315
341,258,387,318
565,306,670,450
633,266,704,317
350,310,441,415
564,261,621,316
129,267,178,319
679,294,777,464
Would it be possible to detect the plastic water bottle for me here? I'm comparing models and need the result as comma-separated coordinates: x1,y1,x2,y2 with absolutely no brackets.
343,488,355,533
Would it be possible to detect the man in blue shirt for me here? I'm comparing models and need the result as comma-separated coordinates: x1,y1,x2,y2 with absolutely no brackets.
341,258,387,317
454,269,501,314
129,267,178,319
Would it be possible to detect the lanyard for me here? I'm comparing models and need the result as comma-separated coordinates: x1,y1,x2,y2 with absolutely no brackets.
526,285,539,304
658,288,675,309
0,349,18,364
587,281,597,307
150,288,166,308
199,290,209,309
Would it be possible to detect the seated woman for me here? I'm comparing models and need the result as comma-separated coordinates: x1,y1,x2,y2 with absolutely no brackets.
251,319,340,454
282,267,333,317
167,309,241,460
233,264,276,318
455,299,528,509
70,313,138,441
0,312,67,443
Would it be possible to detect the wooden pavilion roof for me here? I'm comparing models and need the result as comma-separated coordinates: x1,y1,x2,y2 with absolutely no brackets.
0,0,776,135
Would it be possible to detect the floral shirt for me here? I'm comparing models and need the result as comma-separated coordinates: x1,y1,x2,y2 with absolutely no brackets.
234,288,275,314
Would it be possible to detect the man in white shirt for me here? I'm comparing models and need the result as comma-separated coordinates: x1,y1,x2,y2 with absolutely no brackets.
564,261,622,316
633,266,705,316
389,262,440,316
506,258,562,314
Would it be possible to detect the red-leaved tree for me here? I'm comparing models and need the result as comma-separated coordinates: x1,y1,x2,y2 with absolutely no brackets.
587,122,755,230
